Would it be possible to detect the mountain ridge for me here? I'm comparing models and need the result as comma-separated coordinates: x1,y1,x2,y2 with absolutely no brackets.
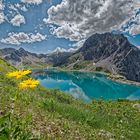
0,47,49,68
1,32,140,82
58,33,140,82
0,47,73,68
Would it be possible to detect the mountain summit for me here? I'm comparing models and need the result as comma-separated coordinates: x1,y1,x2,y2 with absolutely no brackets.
1,33,140,82
61,33,140,82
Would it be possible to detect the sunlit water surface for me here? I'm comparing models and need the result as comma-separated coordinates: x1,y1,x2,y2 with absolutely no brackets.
33,70,140,102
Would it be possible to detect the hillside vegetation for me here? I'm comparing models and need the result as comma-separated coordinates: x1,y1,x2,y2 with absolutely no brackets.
0,58,140,140
58,33,140,82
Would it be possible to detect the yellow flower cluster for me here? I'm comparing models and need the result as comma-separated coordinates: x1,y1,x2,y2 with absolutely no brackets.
19,78,40,89
7,70,32,79
6,70,39,89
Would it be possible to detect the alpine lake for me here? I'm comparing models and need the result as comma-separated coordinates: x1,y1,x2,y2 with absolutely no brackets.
33,70,140,102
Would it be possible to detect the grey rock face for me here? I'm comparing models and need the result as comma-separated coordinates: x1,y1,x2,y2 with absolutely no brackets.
78,32,140,82
0,48,48,68
0,47,72,68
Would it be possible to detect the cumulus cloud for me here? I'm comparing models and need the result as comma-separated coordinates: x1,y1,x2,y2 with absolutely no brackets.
15,4,28,12
70,39,85,48
20,5,28,12
9,4,18,12
129,25,140,36
10,14,25,26
0,0,5,24
9,4,28,13
51,47,78,53
46,0,140,41
0,12,4,24
43,18,48,24
0,0,4,10
1,32,47,45
124,12,140,35
21,0,43,5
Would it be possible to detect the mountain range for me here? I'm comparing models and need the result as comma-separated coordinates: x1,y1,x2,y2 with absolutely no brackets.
0,32,140,82
0,47,72,68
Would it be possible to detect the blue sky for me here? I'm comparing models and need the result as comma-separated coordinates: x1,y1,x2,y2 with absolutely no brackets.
0,0,140,53
127,34,140,47
0,0,72,53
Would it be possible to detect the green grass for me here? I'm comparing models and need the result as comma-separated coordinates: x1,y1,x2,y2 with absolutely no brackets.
0,58,140,140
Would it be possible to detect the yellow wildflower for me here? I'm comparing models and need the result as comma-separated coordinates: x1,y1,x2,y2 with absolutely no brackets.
7,71,23,79
6,70,32,79
19,78,39,89
22,70,32,75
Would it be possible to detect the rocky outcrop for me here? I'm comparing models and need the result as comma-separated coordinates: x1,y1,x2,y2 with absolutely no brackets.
63,33,140,82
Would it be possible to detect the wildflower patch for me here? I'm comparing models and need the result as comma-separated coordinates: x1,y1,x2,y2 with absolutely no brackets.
6,70,39,89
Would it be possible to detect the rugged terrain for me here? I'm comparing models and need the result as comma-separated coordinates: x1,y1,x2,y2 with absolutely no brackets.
0,48,49,68
59,33,140,82
1,32,140,82
0,47,72,69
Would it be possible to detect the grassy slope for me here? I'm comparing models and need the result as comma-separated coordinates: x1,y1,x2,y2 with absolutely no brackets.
0,58,140,140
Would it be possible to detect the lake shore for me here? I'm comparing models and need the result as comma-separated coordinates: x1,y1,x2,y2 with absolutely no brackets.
31,66,140,87
53,67,140,87
107,76,140,87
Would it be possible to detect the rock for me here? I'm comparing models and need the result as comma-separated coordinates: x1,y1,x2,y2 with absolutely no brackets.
133,103,140,112
63,32,140,82
0,48,48,68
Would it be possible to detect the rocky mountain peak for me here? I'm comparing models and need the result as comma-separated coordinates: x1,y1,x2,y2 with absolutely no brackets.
79,33,134,61
1,33,140,82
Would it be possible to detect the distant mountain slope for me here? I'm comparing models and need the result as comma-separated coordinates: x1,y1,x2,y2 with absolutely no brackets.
0,48,49,68
60,33,140,82
1,32,140,82
47,51,72,66
0,47,72,68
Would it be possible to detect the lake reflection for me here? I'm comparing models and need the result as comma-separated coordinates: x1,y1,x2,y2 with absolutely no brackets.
33,70,140,101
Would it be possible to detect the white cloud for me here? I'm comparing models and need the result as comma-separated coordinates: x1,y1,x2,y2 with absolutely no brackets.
46,0,140,41
15,3,28,12
95,0,112,18
1,32,47,45
0,12,4,24
124,13,140,35
21,0,43,5
0,0,4,10
51,47,78,53
70,39,85,48
10,14,25,26
129,24,140,35
9,4,18,12
43,18,48,24
0,0,5,24
30,33,46,41
52,24,83,41
21,5,28,12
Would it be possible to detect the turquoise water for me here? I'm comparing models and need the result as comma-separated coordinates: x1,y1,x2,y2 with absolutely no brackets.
34,70,140,102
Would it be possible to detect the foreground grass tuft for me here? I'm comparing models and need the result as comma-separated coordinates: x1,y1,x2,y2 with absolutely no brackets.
0,58,140,140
